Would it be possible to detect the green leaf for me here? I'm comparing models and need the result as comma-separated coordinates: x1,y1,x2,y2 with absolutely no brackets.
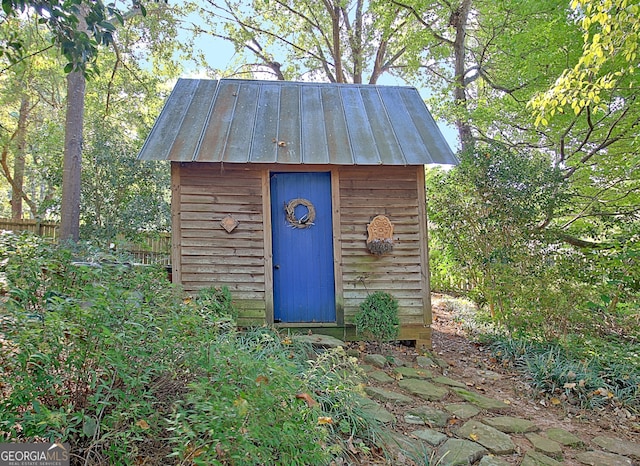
64,63,74,73
2,0,12,16
83,416,98,438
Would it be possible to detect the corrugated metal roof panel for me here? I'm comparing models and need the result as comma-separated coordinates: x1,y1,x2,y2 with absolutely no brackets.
138,78,458,166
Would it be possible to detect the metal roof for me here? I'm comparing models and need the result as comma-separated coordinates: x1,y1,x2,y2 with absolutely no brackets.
138,78,457,165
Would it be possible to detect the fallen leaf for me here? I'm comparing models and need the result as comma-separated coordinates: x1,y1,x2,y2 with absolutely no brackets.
234,397,249,415
256,375,269,385
317,416,333,425
136,419,150,430
550,397,562,405
296,392,319,407
469,433,479,441
281,337,292,345
563,383,577,389
503,399,511,405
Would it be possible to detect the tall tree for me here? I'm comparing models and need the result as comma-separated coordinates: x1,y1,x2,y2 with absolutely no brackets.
186,0,427,83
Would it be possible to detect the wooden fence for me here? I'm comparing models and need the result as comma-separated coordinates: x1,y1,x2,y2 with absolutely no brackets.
0,218,59,240
0,218,171,266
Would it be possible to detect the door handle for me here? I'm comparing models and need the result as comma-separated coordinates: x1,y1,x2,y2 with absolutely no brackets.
274,264,280,269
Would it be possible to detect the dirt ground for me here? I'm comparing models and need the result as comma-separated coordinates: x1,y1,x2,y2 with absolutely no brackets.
429,294,639,441
350,294,639,465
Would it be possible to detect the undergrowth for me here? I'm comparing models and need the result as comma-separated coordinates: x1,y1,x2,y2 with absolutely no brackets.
0,232,384,465
438,293,640,413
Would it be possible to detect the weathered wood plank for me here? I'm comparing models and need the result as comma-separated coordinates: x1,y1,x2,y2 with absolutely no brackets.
181,184,262,195
331,168,344,326
182,246,265,257
182,264,265,274
171,162,182,284
182,255,264,266
262,169,274,324
181,280,265,292
181,237,264,248
180,195,259,205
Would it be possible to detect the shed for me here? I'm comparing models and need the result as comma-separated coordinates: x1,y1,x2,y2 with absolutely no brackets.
138,78,457,348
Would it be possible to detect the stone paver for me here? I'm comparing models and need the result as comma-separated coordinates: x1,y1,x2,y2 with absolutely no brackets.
457,420,516,455
575,450,634,466
393,366,433,379
364,386,413,404
416,355,436,368
406,406,450,427
478,456,511,466
358,347,636,466
367,370,395,383
445,403,481,419
412,428,447,446
363,353,387,368
451,387,510,411
293,334,345,348
592,436,640,459
483,416,538,433
432,375,467,388
545,427,582,446
398,378,449,401
404,414,426,425
387,355,408,367
359,398,395,424
437,438,488,466
525,432,563,460
387,432,432,462
520,450,563,466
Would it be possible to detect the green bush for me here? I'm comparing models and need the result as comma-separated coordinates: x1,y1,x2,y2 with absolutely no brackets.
354,291,399,343
0,232,383,464
168,329,330,465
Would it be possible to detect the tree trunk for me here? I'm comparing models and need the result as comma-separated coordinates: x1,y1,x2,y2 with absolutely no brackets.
11,95,30,219
59,69,86,241
451,0,474,150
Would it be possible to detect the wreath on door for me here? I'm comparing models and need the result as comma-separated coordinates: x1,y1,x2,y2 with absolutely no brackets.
285,198,316,228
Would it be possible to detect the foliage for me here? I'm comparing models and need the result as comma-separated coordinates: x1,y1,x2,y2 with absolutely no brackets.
1,0,160,74
185,0,428,83
167,330,330,466
0,232,382,464
0,4,174,232
487,334,640,410
530,0,640,122
427,144,572,330
0,232,192,460
354,291,399,343
191,285,237,321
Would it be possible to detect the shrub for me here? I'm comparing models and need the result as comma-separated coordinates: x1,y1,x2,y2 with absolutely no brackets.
354,291,399,343
168,331,330,466
0,233,384,464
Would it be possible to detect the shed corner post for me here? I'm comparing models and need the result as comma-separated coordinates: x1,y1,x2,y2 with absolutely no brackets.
417,165,432,349
262,168,274,324
170,162,182,285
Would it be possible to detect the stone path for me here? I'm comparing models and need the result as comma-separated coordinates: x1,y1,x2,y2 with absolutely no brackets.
351,347,639,465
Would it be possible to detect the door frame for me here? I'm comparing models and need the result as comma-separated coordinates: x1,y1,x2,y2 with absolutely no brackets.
262,165,344,327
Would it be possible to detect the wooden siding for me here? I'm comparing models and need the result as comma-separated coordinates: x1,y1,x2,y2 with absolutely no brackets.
338,166,428,326
174,163,430,343
176,163,266,326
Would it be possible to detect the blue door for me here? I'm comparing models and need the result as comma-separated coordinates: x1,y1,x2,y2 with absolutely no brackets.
271,172,336,323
